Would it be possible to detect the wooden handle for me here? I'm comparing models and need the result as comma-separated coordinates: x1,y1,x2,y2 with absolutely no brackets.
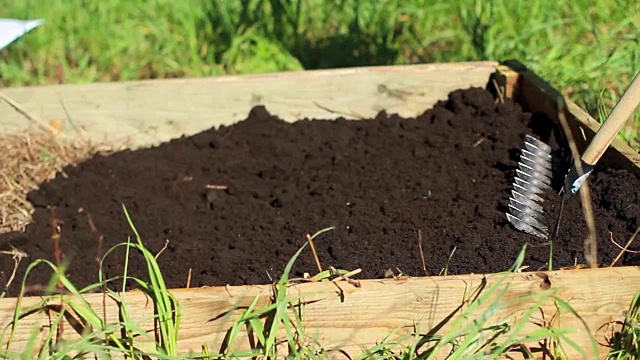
582,70,640,166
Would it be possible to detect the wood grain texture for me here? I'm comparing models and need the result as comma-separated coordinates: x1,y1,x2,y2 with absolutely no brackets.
0,62,499,151
1,267,638,359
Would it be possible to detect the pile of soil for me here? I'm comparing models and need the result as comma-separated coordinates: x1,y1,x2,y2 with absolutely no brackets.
1,86,638,296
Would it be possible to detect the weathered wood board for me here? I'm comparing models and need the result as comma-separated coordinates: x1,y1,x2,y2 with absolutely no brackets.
1,267,639,359
0,61,499,151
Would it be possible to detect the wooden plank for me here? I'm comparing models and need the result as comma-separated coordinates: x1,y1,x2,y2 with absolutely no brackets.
1,266,638,359
0,62,498,150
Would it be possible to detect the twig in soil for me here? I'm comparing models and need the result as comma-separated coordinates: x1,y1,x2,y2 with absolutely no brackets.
329,267,361,288
579,127,588,141
48,208,65,291
381,268,409,283
186,268,192,288
559,263,588,270
472,138,485,147
84,211,105,266
417,230,428,276
394,269,409,281
47,209,67,339
0,91,59,134
82,209,109,336
327,267,361,303
609,228,640,267
224,284,234,297
205,184,228,190
0,245,28,298
556,102,598,268
155,239,170,260
291,267,361,287
306,233,323,274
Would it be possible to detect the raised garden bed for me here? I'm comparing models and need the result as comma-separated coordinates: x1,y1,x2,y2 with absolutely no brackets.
0,61,639,359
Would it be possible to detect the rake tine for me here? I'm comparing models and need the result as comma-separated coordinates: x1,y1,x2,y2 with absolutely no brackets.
506,134,553,239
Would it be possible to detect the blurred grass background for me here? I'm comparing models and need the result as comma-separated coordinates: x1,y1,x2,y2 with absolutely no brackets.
1,0,639,149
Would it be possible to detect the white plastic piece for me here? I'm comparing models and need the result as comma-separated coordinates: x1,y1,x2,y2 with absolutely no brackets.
0,18,45,51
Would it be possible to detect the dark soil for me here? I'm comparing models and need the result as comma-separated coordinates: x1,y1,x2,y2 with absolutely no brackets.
1,86,639,297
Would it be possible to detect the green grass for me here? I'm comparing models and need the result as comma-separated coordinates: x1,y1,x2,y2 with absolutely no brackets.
3,206,628,359
1,0,639,149
607,290,640,359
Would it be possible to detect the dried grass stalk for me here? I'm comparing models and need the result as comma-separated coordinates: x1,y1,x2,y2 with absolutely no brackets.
0,125,108,234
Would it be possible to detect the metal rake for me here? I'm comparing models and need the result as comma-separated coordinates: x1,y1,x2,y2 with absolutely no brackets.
505,134,553,239
505,68,640,240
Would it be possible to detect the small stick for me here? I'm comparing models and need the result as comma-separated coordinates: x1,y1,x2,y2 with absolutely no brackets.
48,208,66,293
329,266,361,288
59,98,84,137
0,91,59,134
472,138,485,147
186,268,192,288
331,268,362,281
48,208,66,337
0,246,28,297
306,233,323,274
155,239,170,260
557,105,598,268
85,212,104,266
206,184,228,190
609,228,640,267
224,284,233,297
579,127,587,141
417,230,428,276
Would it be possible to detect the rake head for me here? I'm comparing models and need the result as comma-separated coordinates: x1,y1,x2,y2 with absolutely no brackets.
505,135,553,239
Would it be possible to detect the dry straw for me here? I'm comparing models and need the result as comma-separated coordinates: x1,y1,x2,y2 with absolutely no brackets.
0,91,107,234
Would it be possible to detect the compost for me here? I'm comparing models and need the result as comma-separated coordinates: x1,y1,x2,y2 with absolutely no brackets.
1,87,638,296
